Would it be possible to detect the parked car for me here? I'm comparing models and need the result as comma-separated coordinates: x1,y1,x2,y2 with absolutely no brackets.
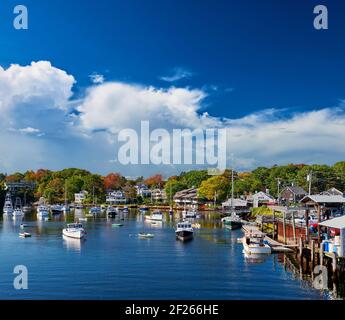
294,214,318,225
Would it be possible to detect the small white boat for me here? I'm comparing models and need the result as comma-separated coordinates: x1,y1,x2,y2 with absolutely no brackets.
183,210,198,218
138,232,154,239
37,197,50,219
107,206,117,217
122,206,129,213
3,193,14,216
175,221,194,241
13,198,25,218
20,224,28,229
89,206,102,215
78,217,88,222
51,204,64,215
145,210,163,222
19,232,31,238
37,205,50,219
242,232,271,255
139,206,149,212
62,223,85,239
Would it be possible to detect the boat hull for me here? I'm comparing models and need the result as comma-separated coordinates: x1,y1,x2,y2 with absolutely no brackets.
242,239,271,254
224,220,242,230
175,230,194,241
62,229,85,239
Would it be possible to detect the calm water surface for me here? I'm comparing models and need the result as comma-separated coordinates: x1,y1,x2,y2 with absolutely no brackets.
0,210,327,300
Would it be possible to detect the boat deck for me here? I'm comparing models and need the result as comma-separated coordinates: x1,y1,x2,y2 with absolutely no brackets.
242,225,294,253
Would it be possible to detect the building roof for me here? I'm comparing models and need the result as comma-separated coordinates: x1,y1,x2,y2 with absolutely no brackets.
174,188,198,199
283,186,307,195
320,187,344,196
252,191,275,201
222,198,248,207
319,215,345,229
300,195,345,204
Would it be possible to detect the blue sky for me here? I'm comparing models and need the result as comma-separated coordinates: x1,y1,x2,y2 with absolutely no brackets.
0,0,345,176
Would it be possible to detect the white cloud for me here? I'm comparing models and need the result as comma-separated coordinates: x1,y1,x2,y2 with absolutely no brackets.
1,60,345,175
160,67,193,82
0,61,75,113
76,82,219,134
18,127,41,134
89,73,105,84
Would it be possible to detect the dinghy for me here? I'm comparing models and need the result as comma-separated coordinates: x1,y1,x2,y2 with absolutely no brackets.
19,232,31,238
138,232,154,239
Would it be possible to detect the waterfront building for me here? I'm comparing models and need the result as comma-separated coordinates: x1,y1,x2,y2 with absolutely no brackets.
150,189,167,202
136,184,151,197
4,180,36,192
250,191,276,208
173,188,199,209
280,186,307,204
74,190,88,204
106,190,128,204
320,187,344,197
222,198,249,213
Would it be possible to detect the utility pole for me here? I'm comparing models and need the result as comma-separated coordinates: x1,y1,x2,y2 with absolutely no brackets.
276,178,281,205
307,170,313,195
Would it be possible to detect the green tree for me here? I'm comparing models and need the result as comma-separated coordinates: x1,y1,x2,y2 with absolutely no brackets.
198,175,230,202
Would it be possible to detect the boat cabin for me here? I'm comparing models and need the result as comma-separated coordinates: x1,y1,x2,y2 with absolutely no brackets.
67,223,83,229
177,222,192,229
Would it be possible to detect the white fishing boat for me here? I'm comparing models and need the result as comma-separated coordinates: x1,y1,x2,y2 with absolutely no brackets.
107,206,117,217
175,220,194,241
242,232,271,255
37,197,50,219
13,197,25,218
62,223,85,239
182,209,197,218
122,206,129,213
3,193,14,216
51,204,64,215
89,206,102,215
145,210,163,222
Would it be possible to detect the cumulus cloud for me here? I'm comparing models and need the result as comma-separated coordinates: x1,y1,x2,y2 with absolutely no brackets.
1,60,345,175
160,67,193,82
76,82,219,134
89,73,105,84
0,61,75,112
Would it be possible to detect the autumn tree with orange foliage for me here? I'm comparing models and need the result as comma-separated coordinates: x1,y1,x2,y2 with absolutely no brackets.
144,174,164,188
104,173,125,190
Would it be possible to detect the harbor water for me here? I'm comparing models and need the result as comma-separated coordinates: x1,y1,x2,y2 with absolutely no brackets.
0,210,329,300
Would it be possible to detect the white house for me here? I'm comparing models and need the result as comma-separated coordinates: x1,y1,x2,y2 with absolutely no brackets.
151,189,167,202
136,184,151,197
75,190,88,204
106,190,127,204
251,191,276,208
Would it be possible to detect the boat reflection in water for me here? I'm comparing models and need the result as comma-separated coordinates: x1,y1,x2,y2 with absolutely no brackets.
63,234,85,252
243,251,271,264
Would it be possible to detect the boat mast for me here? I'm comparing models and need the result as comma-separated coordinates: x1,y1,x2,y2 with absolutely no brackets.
231,154,235,215
64,181,67,206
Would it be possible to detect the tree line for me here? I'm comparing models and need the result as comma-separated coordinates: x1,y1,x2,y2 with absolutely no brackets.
0,161,345,205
